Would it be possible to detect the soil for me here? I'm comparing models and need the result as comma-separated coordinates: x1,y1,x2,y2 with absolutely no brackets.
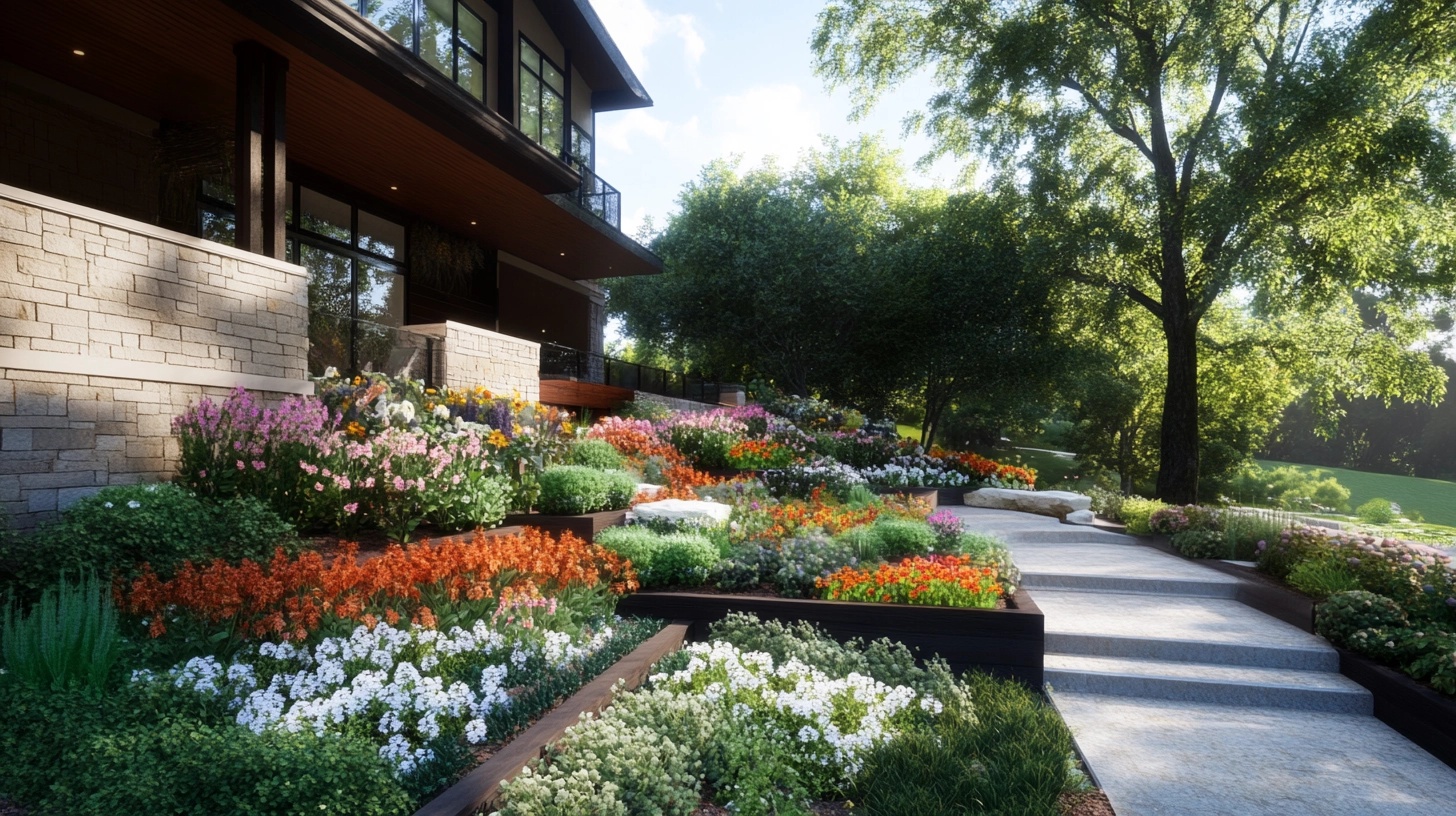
1061,789,1118,816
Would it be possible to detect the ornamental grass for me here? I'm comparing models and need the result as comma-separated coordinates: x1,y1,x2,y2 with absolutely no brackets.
117,528,637,642
817,555,1002,608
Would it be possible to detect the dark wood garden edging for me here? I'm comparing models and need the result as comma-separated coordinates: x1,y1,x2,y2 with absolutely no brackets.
414,621,691,816
868,485,941,509
1112,523,1456,770
617,590,1044,689
501,508,628,541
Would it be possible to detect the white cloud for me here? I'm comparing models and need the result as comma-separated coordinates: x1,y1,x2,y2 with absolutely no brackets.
710,84,821,167
596,110,701,154
592,0,706,85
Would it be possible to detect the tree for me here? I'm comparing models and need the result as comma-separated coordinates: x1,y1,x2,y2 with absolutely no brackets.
815,0,1456,502
608,137,912,397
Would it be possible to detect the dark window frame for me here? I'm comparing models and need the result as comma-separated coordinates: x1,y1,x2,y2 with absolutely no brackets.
518,33,567,158
353,0,489,103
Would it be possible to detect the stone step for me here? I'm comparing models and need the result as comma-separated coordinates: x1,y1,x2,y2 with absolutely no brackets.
1045,654,1371,714
994,527,1138,545
1024,572,1241,598
1046,632,1338,671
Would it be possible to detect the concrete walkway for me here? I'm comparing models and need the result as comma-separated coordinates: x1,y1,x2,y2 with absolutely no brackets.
951,506,1456,815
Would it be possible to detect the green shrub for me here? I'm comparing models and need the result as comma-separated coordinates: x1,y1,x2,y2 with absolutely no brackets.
771,533,860,598
1356,498,1397,525
835,525,887,561
595,527,716,588
1170,529,1227,559
1288,556,1363,600
3,484,301,601
1,572,120,693
1315,590,1408,645
1230,464,1351,512
1255,527,1331,580
1084,485,1125,519
1223,510,1294,561
711,544,774,592
568,439,626,471
843,483,879,507
1119,497,1167,535
853,672,1073,816
953,532,1022,594
537,467,637,515
873,518,937,559
425,472,511,531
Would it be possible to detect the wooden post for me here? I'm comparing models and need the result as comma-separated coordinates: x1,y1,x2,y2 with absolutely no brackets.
234,42,288,259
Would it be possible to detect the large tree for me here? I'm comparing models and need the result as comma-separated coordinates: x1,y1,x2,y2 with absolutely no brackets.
815,0,1456,501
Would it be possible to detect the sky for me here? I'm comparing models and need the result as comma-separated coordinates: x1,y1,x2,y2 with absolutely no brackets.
588,0,964,240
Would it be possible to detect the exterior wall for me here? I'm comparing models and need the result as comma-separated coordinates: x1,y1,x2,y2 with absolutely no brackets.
405,320,540,401
0,184,311,527
515,0,567,69
570,67,592,134
0,62,161,226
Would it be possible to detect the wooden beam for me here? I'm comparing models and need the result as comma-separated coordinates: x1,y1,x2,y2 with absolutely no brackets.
233,41,287,259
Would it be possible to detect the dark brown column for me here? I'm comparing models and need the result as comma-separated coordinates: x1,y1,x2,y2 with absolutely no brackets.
496,0,515,123
234,41,288,259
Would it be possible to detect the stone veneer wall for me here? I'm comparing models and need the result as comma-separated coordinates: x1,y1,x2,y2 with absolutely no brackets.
632,392,723,413
0,184,311,527
403,321,540,401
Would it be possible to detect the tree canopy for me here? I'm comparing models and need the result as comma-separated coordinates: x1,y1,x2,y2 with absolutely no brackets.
815,0,1456,501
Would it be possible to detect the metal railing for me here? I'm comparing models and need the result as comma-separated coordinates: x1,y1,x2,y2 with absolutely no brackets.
563,163,622,230
540,342,723,404
308,312,441,388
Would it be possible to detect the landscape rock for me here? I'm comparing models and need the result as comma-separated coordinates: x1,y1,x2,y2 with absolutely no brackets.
630,498,732,527
965,488,1092,520
1064,509,1097,526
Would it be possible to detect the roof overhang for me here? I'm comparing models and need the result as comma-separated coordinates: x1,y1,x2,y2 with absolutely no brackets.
535,0,653,112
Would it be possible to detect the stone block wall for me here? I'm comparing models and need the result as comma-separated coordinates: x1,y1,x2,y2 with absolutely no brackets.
405,321,540,401
0,184,311,528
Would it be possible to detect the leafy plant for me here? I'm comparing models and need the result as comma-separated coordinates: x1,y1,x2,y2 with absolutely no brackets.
1169,529,1227,559
1118,497,1167,535
2,572,121,692
537,466,638,515
835,525,887,561
1356,498,1398,525
1287,556,1363,600
770,532,860,598
873,518,938,558
1315,591,1408,645
568,439,627,471
596,527,718,588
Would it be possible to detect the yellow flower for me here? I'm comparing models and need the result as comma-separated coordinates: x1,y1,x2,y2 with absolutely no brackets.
487,429,510,449
425,388,437,395
562,421,575,434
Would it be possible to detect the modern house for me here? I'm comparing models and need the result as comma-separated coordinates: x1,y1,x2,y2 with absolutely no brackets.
0,0,667,526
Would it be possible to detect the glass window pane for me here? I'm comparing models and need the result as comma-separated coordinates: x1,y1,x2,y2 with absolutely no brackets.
199,208,235,247
201,177,234,205
302,245,354,317
520,72,542,140
458,51,484,101
300,187,352,243
458,6,485,54
357,210,404,259
520,39,539,73
570,126,592,167
420,0,453,78
542,90,564,154
357,262,405,328
542,61,564,94
363,0,415,51
284,181,294,225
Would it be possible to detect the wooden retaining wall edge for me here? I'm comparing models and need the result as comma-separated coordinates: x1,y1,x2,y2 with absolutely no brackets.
413,621,691,816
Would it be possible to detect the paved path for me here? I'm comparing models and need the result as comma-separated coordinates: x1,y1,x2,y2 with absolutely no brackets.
950,506,1456,816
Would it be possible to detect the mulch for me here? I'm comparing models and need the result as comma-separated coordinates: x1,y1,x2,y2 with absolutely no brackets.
1062,788,1118,816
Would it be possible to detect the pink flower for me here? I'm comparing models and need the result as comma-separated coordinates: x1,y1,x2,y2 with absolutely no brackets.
236,460,246,470
344,502,359,515
392,476,407,492
314,482,324,492
251,460,266,471
363,477,376,489
197,469,207,478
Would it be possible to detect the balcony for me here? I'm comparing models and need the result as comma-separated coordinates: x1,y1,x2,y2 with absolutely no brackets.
540,343,726,406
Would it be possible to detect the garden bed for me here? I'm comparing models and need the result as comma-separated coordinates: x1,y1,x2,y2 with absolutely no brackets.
415,622,691,816
500,509,628,542
868,485,942,508
617,589,1044,688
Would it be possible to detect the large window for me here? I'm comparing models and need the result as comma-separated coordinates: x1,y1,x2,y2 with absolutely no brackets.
519,37,565,156
197,180,407,377
355,0,487,102
569,124,593,169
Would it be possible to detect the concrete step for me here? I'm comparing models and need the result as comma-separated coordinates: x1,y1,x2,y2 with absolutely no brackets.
995,527,1138,545
1045,654,1372,714
1023,572,1241,598
1046,631,1338,670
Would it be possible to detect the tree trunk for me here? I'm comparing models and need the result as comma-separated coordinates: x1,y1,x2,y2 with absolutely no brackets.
1157,311,1200,503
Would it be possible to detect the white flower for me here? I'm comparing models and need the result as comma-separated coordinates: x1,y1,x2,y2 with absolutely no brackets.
432,404,450,421
323,366,340,379
103,501,114,508
127,500,141,509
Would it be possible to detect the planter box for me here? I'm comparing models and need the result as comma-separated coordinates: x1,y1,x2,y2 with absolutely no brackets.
935,487,967,506
415,622,691,816
617,590,1044,689
868,485,940,509
501,508,628,541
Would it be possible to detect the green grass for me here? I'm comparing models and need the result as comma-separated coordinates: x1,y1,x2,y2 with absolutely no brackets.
1255,459,1456,528
897,423,922,442
975,446,1087,486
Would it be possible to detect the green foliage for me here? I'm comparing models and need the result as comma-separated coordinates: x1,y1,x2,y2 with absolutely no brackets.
834,525,886,562
711,544,775,593
951,532,1022,594
1170,530,1228,560
2,484,301,603
536,466,637,515
1356,498,1398,525
770,533,861,598
595,527,718,588
568,439,627,471
872,518,937,559
1,572,120,692
1231,465,1352,513
853,672,1073,816
424,471,510,532
1118,497,1167,535
1255,527,1333,581
617,399,674,422
1288,557,1363,601
1222,510,1297,562
1316,591,1409,645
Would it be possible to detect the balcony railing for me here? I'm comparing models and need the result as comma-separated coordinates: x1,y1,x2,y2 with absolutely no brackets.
560,163,622,230
541,343,723,404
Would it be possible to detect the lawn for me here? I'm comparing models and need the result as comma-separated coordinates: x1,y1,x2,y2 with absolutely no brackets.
1256,459,1456,528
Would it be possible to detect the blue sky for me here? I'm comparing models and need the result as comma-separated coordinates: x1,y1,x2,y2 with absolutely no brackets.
589,0,965,239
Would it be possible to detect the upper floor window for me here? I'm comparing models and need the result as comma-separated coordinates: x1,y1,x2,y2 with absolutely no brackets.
355,0,487,102
569,124,593,170
519,37,565,156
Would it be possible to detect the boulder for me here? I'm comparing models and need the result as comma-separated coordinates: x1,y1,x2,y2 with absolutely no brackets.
964,488,1092,520
630,498,732,527
1064,509,1097,526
